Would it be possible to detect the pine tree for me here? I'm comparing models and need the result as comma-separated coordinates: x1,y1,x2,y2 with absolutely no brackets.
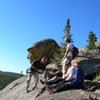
62,18,73,49
64,18,71,38
63,18,73,41
87,31,97,50
62,18,73,46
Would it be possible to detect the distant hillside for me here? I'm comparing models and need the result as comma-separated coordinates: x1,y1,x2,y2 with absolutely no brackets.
0,71,24,90
0,70,21,76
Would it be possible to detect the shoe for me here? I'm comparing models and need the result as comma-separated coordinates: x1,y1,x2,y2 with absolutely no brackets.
26,88,29,93
40,80,46,85
32,87,38,90
89,85,97,92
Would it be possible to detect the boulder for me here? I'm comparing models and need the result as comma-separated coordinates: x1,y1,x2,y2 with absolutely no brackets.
77,41,100,76
95,40,100,49
78,56,100,76
27,38,59,63
46,62,62,71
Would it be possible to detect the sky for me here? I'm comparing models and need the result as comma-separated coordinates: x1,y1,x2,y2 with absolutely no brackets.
0,0,100,74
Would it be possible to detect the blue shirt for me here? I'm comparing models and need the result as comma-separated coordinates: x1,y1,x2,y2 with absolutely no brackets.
71,67,84,84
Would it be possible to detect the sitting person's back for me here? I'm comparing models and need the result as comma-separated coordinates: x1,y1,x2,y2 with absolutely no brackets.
70,65,84,89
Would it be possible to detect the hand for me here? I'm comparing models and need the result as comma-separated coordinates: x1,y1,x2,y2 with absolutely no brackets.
38,70,43,74
73,75,76,79
63,76,67,79
67,82,71,85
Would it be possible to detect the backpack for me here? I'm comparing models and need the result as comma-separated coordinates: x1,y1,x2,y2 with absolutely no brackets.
72,46,79,59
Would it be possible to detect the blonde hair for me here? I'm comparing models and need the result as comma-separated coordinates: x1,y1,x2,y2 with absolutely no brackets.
71,59,78,67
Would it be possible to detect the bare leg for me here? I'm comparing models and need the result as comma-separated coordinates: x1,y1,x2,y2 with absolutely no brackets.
62,64,69,78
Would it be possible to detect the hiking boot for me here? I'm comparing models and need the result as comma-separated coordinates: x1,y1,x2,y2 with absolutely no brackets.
89,85,97,92
32,87,38,90
40,79,46,85
26,88,29,93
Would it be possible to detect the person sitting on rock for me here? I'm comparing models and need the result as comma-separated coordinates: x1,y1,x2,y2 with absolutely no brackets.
26,56,49,92
46,59,84,94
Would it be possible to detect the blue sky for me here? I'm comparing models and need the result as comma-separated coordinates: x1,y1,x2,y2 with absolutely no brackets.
0,0,100,74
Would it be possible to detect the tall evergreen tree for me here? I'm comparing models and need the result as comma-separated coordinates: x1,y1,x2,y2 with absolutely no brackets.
64,18,71,37
62,18,74,47
87,31,97,50
62,18,73,46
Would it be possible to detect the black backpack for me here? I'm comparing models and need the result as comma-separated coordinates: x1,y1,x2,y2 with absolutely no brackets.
72,46,79,59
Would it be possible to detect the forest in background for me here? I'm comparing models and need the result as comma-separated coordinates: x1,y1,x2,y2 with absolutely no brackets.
0,72,23,90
